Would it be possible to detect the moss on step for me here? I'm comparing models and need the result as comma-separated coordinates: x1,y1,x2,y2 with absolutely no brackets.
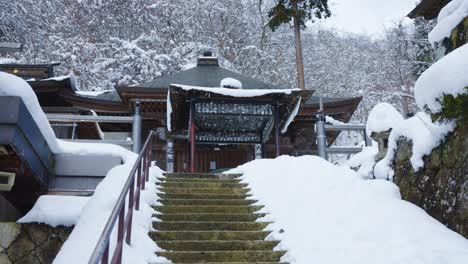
157,250,286,263
158,199,257,206
155,240,280,251
158,187,250,195
158,193,249,200
159,182,248,188
155,213,266,222
153,221,271,231
153,205,263,214
150,231,270,241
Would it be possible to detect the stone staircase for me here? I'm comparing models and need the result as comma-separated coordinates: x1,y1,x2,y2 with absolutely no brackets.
151,173,286,263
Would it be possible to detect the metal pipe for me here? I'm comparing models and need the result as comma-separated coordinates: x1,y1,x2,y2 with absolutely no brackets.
316,98,327,159
132,101,142,153
46,114,133,123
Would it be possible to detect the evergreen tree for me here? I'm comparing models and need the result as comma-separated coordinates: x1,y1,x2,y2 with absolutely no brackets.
267,0,331,89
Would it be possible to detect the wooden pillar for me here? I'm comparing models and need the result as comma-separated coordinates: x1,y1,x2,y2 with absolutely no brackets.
190,102,196,173
274,103,280,157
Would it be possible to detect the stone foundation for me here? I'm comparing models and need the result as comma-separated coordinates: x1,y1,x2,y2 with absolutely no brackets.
392,123,468,238
0,223,72,264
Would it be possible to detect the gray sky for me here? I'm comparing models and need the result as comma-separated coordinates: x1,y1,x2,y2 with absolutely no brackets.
312,0,420,35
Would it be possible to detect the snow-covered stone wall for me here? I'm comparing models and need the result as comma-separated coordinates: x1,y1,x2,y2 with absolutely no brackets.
392,123,468,238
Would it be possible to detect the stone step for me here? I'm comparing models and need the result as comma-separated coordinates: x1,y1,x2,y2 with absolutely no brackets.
155,240,280,251
158,177,242,184
153,205,263,214
150,231,271,241
153,221,271,231
159,181,248,189
163,173,242,179
158,199,258,206
157,250,286,263
153,262,288,264
158,193,249,200
154,213,267,222
158,187,250,195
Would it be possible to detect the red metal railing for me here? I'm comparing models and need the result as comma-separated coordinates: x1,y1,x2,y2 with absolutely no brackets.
89,131,154,264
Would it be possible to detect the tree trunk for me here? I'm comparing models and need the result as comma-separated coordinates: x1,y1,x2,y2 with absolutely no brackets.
292,1,305,89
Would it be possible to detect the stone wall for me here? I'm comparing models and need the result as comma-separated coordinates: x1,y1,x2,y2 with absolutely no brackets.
0,223,72,264
392,123,468,238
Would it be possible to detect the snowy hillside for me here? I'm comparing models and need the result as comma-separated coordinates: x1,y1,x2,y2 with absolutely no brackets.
230,156,468,264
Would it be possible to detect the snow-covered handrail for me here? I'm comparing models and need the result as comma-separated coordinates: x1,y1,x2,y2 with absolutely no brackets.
89,131,155,264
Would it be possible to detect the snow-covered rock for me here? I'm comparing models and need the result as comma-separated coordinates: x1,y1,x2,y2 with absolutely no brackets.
366,102,404,136
429,0,468,44
414,43,468,114
374,112,455,179
230,156,468,264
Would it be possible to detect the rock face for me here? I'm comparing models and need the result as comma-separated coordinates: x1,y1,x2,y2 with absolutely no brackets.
393,123,468,238
0,223,72,264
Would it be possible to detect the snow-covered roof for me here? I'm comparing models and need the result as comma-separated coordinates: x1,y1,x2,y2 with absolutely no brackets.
428,0,468,44
134,57,285,90
171,84,300,97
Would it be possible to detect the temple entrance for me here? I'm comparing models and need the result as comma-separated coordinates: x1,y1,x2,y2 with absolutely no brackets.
166,84,302,173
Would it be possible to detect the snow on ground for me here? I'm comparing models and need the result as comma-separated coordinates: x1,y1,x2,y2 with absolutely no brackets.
374,112,455,179
414,43,468,113
0,72,168,263
230,156,468,264
220,77,242,89
54,165,168,264
365,102,404,136
428,0,468,44
18,196,89,227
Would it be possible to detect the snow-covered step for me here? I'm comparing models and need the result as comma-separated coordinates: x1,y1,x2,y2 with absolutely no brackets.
155,213,267,222
155,240,280,251
163,173,242,179
153,221,272,231
153,205,263,214
158,187,250,194
158,198,258,206
159,181,248,188
158,177,242,183
156,250,286,263
151,230,271,241
158,193,250,200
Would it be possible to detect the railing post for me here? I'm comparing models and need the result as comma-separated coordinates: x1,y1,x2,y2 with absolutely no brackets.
135,162,141,211
114,207,125,264
132,100,142,153
126,175,135,245
141,156,146,190
315,98,327,159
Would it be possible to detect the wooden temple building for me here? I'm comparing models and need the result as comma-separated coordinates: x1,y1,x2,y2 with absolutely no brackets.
1,53,361,174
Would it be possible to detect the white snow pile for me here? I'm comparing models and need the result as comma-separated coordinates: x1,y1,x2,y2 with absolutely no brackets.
342,145,378,179
172,84,300,97
220,77,242,89
230,156,468,264
325,115,346,125
428,0,468,44
18,196,89,227
55,166,169,264
75,90,110,97
0,72,168,263
374,112,455,180
414,43,468,113
365,102,404,136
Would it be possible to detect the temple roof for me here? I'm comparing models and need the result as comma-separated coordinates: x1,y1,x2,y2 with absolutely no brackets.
132,56,284,91
408,0,451,19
